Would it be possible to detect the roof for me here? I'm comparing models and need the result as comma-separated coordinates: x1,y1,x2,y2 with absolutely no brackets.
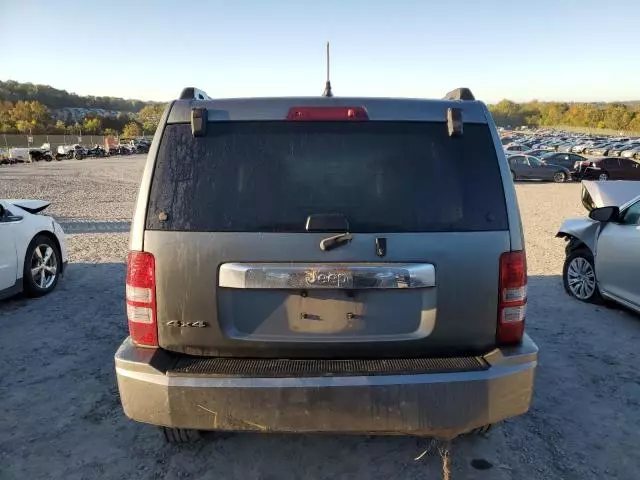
166,97,491,124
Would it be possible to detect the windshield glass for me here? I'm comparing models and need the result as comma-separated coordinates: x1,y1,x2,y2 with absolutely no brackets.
147,121,508,233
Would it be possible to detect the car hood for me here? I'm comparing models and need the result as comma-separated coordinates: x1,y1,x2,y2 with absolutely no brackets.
4,199,51,214
580,181,640,212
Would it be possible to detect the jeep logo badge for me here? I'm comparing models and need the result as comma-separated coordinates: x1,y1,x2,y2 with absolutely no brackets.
305,270,352,288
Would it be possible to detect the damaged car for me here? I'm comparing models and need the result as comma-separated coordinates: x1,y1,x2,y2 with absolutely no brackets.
0,199,68,299
557,180,640,310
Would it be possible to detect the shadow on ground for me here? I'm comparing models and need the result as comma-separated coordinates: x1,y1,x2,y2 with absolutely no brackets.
56,220,131,234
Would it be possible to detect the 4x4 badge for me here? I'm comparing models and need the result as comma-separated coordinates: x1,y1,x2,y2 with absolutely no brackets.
166,320,208,328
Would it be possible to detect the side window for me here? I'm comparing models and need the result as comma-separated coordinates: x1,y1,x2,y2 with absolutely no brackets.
608,158,621,169
0,206,16,222
510,155,524,166
621,200,640,226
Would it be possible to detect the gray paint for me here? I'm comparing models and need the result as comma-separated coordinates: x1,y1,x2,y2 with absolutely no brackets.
167,97,490,124
145,230,510,356
115,336,537,438
118,94,536,435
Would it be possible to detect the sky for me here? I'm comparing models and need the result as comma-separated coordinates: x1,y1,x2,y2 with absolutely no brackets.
1,0,638,103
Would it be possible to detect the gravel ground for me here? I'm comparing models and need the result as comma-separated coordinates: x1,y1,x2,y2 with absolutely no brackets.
1,156,639,480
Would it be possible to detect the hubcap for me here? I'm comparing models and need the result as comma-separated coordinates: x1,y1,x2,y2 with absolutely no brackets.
599,173,608,180
567,256,596,299
30,244,57,289
554,172,565,182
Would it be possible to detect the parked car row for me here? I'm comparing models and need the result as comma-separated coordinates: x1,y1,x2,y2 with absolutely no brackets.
508,152,640,182
0,139,151,165
503,129,640,182
502,129,640,160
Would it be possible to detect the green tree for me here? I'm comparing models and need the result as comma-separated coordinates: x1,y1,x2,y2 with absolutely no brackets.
83,117,102,134
625,112,640,133
602,104,632,131
0,100,14,132
9,100,50,133
67,122,82,135
103,128,118,137
122,122,142,138
53,120,67,133
137,104,165,134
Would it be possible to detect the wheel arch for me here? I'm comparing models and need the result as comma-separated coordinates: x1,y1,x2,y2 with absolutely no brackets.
557,233,591,256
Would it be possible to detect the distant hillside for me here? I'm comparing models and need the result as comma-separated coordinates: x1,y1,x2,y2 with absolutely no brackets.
0,80,154,112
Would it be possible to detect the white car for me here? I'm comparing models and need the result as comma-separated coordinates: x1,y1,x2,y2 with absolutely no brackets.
0,199,68,299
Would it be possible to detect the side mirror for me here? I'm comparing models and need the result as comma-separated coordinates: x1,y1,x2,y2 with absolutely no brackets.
589,206,619,223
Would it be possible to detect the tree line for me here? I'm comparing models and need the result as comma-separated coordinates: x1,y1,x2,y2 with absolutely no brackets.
0,100,166,138
0,80,150,112
489,100,640,132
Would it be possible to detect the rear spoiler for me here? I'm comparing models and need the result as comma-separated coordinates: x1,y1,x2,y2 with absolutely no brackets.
6,199,51,214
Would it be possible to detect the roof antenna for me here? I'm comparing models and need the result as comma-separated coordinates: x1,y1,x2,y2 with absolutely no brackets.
322,41,333,97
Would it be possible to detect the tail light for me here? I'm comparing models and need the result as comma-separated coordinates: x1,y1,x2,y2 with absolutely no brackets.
497,251,527,344
286,106,369,121
126,251,158,347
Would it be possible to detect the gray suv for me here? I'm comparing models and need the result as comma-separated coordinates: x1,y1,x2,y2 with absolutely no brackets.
115,87,537,442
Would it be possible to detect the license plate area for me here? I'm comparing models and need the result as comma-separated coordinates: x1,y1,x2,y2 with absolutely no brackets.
217,288,437,343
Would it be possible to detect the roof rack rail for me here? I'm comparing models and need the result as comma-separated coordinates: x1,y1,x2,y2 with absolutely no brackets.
179,87,212,100
443,88,475,101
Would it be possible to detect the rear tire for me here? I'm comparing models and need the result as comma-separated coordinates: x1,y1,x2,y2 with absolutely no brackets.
161,427,201,443
511,170,516,182
553,171,567,183
598,171,609,181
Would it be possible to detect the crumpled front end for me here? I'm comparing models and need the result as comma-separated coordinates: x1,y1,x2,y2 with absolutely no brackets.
556,217,601,253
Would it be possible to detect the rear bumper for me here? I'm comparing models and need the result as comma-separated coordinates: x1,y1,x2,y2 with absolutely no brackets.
115,336,538,438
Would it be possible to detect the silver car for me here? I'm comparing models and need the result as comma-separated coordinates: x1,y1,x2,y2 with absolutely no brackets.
115,87,538,442
558,181,640,309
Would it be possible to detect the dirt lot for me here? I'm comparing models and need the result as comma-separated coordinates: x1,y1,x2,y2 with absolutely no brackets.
1,156,639,480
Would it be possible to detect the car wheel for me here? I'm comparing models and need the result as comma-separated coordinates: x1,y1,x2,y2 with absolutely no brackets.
161,427,201,443
598,171,609,181
553,171,567,183
44,154,52,162
563,249,599,302
23,235,61,297
511,170,516,182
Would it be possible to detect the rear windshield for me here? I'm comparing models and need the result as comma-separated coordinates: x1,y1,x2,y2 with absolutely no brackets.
146,121,508,232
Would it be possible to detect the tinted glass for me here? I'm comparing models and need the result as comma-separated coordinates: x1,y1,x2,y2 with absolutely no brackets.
606,158,621,168
619,158,637,169
622,200,640,225
147,122,508,233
